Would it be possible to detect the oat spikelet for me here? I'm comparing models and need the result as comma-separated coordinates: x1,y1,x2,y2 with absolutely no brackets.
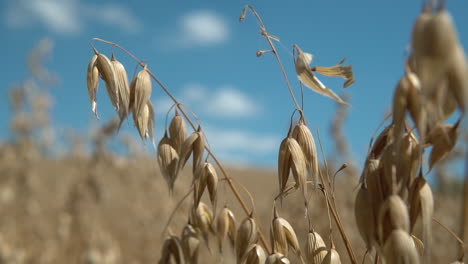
96,53,119,111
323,243,341,264
354,183,375,251
169,110,188,155
157,133,179,194
265,253,290,264
86,54,99,117
241,244,266,264
133,100,154,145
293,44,347,104
206,163,218,209
377,195,410,245
446,45,468,113
287,137,308,207
111,54,130,125
383,230,420,264
179,128,205,174
193,162,217,208
278,137,292,196
305,231,327,264
191,202,213,246
130,65,152,118
181,224,200,264
236,216,258,264
292,117,319,185
159,235,186,264
409,176,433,257
426,122,459,170
216,206,236,252
147,101,156,148
392,75,409,138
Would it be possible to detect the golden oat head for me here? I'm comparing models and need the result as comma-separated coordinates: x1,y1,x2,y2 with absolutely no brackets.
181,224,200,264
130,65,152,120
96,52,119,111
157,133,180,194
426,122,459,170
193,162,218,209
179,128,205,174
169,111,188,155
305,231,327,264
216,206,236,252
270,207,300,257
377,194,410,246
322,247,341,264
111,54,130,126
159,235,186,264
133,100,155,146
240,244,266,264
236,216,258,264
354,184,375,251
292,118,319,186
383,229,420,264
86,54,99,118
409,176,433,256
392,74,409,139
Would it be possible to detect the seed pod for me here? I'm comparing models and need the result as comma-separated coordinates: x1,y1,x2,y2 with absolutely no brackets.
191,202,213,245
383,229,420,264
305,231,327,264
292,117,319,185
193,162,218,208
206,163,218,209
370,126,392,158
397,132,420,194
287,137,307,207
278,137,292,196
86,54,99,117
216,207,236,252
355,184,375,251
130,65,152,119
179,127,205,174
111,54,130,125
236,216,258,264
323,244,341,264
265,253,290,264
377,195,410,246
96,53,119,111
157,133,179,194
426,122,459,170
159,235,186,264
169,110,188,155
240,244,266,264
392,75,409,139
406,71,424,135
181,224,200,264
409,176,433,257
270,208,300,257
446,45,468,113
133,101,155,145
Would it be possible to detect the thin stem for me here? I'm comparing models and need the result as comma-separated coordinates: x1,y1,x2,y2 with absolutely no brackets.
241,5,302,111
91,38,271,253
161,187,193,239
433,216,465,261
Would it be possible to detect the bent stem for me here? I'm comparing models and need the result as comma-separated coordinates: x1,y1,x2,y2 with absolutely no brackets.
91,37,271,254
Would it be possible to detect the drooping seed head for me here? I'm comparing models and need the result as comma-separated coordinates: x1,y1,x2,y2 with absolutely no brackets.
355,184,375,251
157,133,179,194
383,229,420,264
206,162,218,209
216,206,236,252
236,216,258,264
169,110,188,155
86,54,99,118
130,65,152,119
305,231,327,264
265,253,290,264
409,176,433,257
191,202,214,242
133,100,155,146
96,53,119,111
240,244,266,264
292,118,319,186
322,246,341,264
179,128,205,174
426,122,459,170
278,136,292,196
181,224,200,264
158,235,185,264
111,54,130,125
287,137,307,207
377,195,410,246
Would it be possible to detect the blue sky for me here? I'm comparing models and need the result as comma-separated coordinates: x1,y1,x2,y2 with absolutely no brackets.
2,0,468,169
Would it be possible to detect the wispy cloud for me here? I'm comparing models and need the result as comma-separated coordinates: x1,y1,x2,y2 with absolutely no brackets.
154,83,260,118
159,10,229,48
4,0,142,35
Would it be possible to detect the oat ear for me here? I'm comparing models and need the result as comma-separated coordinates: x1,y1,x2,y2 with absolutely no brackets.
86,54,99,118
216,206,236,253
181,224,200,264
159,236,186,264
236,216,258,264
292,118,319,186
305,230,327,264
169,110,188,155
96,53,119,111
157,133,179,194
111,54,130,126
355,183,375,251
240,244,266,264
130,65,152,119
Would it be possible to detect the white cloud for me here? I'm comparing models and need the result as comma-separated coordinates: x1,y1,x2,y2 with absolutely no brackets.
180,11,229,46
4,0,142,35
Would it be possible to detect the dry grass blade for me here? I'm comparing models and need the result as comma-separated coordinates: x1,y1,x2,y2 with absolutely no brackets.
292,118,319,186
241,244,266,264
313,57,355,88
265,253,290,264
236,216,258,264
111,54,130,125
216,207,236,252
96,53,119,111
169,110,188,155
293,44,347,105
130,65,152,119
409,176,433,256
86,54,99,117
159,235,186,264
383,230,420,264
181,224,200,264
305,231,327,264
157,133,179,194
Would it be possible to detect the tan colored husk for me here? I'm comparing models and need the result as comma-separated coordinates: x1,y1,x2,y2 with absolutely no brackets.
206,163,218,209
287,137,307,206
181,224,200,264
147,101,155,147
305,231,327,264
159,235,186,264
278,217,300,256
383,229,420,264
409,176,433,257
191,202,214,242
240,244,266,264
396,132,420,194
362,159,384,220
111,54,130,125
392,75,409,138
270,216,287,255
446,44,468,112
370,126,392,158
169,111,188,155
133,100,154,145
406,70,424,135
194,163,208,207
354,184,375,251
377,194,410,246
96,53,119,111
86,54,99,117
130,65,152,119
216,207,236,252
411,234,425,256
278,137,292,196
313,57,355,88
323,245,341,264
265,253,290,264
292,118,319,185
157,133,179,194
236,217,258,264
179,128,205,174
293,44,347,104
193,162,218,208
426,122,459,170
